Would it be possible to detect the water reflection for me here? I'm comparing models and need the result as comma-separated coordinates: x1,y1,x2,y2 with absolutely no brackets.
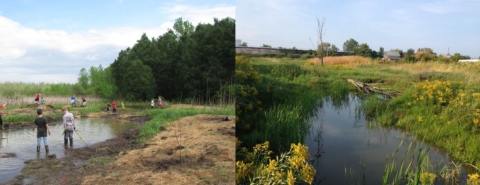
306,95,467,184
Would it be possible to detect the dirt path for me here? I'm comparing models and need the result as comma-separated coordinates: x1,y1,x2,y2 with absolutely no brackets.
4,114,235,185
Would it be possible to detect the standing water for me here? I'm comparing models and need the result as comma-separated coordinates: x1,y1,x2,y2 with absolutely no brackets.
306,95,467,184
0,118,137,183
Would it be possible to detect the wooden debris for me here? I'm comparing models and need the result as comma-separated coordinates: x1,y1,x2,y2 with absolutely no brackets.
347,79,402,98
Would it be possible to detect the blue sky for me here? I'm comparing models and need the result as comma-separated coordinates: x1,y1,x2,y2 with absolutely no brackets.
0,0,235,83
236,0,480,58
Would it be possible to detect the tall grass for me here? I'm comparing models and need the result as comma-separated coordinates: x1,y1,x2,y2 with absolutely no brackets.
0,95,102,107
307,56,372,65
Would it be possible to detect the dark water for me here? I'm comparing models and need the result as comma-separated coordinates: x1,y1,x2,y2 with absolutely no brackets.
306,95,467,185
0,118,136,183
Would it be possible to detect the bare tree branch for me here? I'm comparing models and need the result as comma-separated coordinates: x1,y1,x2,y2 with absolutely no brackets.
316,17,326,66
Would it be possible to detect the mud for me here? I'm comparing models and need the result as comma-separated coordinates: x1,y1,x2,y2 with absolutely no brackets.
3,114,235,185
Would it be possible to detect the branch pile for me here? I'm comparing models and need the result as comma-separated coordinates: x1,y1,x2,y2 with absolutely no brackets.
347,79,402,98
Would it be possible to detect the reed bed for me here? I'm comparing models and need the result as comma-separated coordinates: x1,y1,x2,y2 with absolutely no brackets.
0,96,103,107
307,56,372,65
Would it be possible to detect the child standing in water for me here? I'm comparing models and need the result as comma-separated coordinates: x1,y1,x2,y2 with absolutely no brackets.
32,109,51,153
62,106,76,147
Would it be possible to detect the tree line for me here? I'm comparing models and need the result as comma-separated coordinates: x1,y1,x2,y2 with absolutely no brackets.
341,38,472,62
241,37,473,62
76,17,235,102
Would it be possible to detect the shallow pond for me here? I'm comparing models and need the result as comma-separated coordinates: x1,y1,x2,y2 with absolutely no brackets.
306,95,468,184
0,118,137,183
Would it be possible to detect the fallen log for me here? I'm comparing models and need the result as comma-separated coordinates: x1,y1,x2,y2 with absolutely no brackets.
347,79,402,98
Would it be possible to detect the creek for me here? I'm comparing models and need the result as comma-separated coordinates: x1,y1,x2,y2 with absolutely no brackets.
0,118,137,183
306,95,468,184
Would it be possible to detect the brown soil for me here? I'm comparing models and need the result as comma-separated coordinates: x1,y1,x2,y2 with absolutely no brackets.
4,114,235,185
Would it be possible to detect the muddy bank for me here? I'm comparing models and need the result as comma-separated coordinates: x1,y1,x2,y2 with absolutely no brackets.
4,114,235,185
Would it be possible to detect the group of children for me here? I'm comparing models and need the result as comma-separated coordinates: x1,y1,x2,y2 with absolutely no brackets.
70,94,87,107
151,98,163,109
34,92,45,109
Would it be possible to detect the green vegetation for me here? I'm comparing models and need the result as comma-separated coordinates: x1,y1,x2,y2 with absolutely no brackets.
236,56,330,155
139,106,234,143
236,56,480,184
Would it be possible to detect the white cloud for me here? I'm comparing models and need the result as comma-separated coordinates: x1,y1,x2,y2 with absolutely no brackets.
159,4,235,25
0,48,26,59
84,54,99,61
0,3,235,83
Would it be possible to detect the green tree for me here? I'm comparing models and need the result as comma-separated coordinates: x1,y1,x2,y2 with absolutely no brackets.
107,17,235,102
343,38,359,52
405,48,416,62
330,44,339,56
239,42,248,46
379,47,384,58
121,60,155,100
415,48,437,61
450,53,471,62
262,44,271,48
354,43,372,58
77,68,89,90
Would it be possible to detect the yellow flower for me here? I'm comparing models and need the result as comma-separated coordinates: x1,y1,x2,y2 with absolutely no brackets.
289,155,303,169
418,117,423,122
474,118,479,125
301,163,316,184
266,159,277,174
287,169,295,185
468,173,480,185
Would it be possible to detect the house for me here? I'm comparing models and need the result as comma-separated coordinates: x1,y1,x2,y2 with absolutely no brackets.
383,51,401,61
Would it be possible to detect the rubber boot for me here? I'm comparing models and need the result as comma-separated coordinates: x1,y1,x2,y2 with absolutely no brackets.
64,139,68,146
69,138,73,146
45,145,49,153
37,146,40,153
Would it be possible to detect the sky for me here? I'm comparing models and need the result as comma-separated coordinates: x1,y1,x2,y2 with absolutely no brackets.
0,0,235,83
236,0,480,58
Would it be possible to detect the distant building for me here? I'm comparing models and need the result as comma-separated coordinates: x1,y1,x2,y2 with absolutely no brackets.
383,51,401,61
236,46,282,54
235,39,242,46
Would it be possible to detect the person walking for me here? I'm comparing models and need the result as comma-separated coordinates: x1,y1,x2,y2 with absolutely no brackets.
112,101,117,113
32,109,51,153
62,106,76,147
121,102,125,111
0,102,8,130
